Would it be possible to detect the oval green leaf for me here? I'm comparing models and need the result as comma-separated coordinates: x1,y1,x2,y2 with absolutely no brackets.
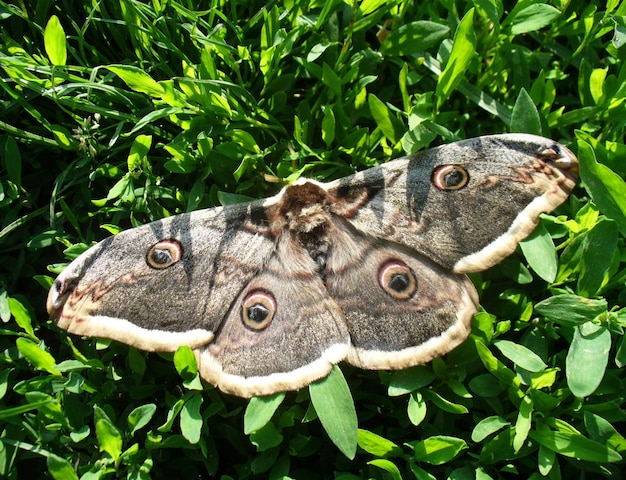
357,429,403,458
44,15,67,66
493,339,547,372
578,139,626,237
566,322,611,397
504,4,562,35
47,454,79,480
127,403,157,436
535,294,608,326
174,345,198,379
387,365,435,396
95,416,123,461
107,65,165,97
368,459,402,480
510,87,542,135
309,365,357,459
519,222,557,283
244,392,286,434
413,435,468,465
16,338,59,375
180,392,203,444
577,219,618,297
471,416,510,442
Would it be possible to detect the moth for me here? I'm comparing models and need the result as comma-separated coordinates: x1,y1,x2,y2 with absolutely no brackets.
47,134,578,398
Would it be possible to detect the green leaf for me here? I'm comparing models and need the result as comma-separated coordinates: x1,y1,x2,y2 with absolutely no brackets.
44,15,67,66
249,422,283,452
519,222,557,283
535,294,608,326
127,348,146,375
368,94,404,144
105,174,134,202
321,106,336,147
0,368,9,400
4,136,22,189
157,398,184,433
180,392,203,444
379,21,450,56
409,464,437,480
244,393,286,434
127,134,152,172
510,88,542,135
127,404,157,436
530,368,559,390
173,345,198,379
0,399,55,419
16,338,60,375
513,395,533,452
471,416,509,442
529,429,622,463
387,365,435,396
413,435,468,465
422,389,468,414
107,65,165,97
504,4,562,35
589,68,607,104
577,219,618,297
357,429,403,457
538,444,556,476
368,459,402,480
407,391,427,426
479,429,516,464
566,322,611,397
578,139,626,236
436,8,476,107
9,297,36,338
584,411,626,450
207,91,232,117
47,454,79,480
474,340,520,388
309,366,357,459
493,339,547,372
95,408,123,461
322,62,342,97
0,289,10,323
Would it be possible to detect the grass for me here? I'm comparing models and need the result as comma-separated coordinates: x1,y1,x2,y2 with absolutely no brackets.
1,0,626,478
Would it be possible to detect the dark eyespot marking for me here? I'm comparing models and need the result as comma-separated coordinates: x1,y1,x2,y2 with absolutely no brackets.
378,260,417,300
241,290,276,331
432,165,470,190
146,239,183,269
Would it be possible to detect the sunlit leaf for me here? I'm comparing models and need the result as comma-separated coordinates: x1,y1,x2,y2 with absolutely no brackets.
436,8,476,107
413,436,468,465
309,366,357,459
44,15,67,66
244,393,286,434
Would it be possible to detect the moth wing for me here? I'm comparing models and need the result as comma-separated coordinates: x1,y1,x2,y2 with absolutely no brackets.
195,235,350,398
47,200,277,352
327,134,578,273
324,220,477,370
